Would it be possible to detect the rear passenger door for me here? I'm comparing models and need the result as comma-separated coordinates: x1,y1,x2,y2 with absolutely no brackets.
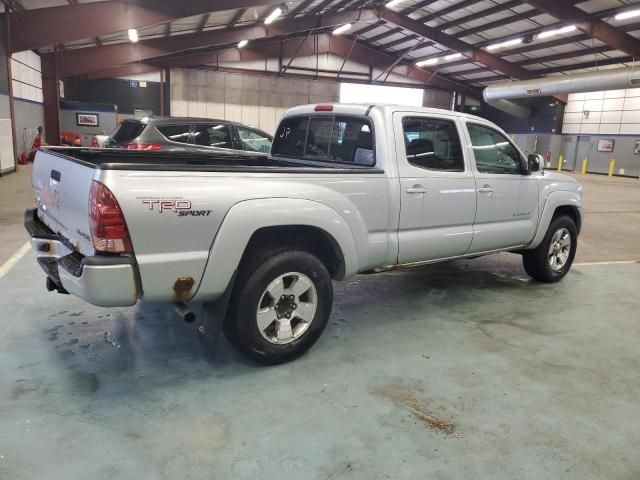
464,122,539,253
191,123,234,150
394,113,477,263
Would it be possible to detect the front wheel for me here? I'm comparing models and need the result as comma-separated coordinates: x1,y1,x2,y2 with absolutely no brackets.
522,215,577,282
224,248,333,364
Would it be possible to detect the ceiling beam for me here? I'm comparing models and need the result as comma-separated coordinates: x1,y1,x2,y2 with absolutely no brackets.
151,33,477,94
418,0,479,24
455,9,538,39
150,35,333,69
8,0,286,52
521,0,640,58
58,8,380,78
227,9,246,29
328,35,477,93
380,9,536,80
81,63,162,81
440,0,524,30
401,0,439,16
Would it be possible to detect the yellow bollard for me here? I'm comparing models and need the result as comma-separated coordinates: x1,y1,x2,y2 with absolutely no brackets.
557,155,563,172
581,158,588,174
608,159,615,177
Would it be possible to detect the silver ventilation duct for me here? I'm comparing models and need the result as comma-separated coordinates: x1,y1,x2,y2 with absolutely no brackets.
485,98,532,119
484,66,640,103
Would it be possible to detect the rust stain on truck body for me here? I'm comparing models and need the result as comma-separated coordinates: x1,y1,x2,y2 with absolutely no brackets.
173,276,195,301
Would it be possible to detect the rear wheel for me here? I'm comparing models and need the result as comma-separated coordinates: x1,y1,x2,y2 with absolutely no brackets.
224,247,333,364
523,215,577,282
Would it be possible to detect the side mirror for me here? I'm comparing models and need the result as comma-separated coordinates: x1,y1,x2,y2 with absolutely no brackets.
527,153,543,173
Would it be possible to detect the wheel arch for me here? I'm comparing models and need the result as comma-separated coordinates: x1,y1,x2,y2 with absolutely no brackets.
193,198,359,301
527,191,583,250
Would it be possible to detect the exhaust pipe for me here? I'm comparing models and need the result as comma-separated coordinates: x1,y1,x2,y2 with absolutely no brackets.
174,302,196,323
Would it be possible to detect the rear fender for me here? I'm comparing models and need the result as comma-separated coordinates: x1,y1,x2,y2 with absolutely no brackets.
194,198,359,301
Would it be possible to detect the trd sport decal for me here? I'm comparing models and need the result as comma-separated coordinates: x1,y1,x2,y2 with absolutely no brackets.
140,199,212,217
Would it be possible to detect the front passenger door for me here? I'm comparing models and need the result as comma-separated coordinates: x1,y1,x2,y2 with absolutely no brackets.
466,122,539,253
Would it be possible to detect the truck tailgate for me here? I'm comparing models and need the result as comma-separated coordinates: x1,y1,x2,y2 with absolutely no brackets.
32,149,95,256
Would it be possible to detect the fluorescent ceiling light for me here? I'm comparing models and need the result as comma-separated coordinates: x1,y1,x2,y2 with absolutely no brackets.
264,7,283,24
416,58,438,67
444,52,462,61
486,37,522,51
385,0,403,8
128,28,138,43
237,39,248,48
615,9,640,20
333,23,352,35
537,25,577,39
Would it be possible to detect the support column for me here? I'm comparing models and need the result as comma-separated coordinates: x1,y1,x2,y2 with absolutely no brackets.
41,52,60,146
457,92,466,113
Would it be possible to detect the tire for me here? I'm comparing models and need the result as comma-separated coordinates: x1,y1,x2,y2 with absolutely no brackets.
224,247,333,364
523,215,577,282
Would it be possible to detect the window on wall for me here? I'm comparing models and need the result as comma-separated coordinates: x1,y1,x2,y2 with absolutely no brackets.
467,123,523,174
192,124,232,148
10,51,43,103
401,117,464,172
340,82,423,107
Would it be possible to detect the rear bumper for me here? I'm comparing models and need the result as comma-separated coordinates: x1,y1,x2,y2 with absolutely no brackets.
24,209,139,307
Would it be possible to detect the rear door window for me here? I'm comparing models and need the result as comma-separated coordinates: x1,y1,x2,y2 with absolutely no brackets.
192,124,233,149
156,125,190,144
272,115,375,166
402,117,464,171
110,121,145,143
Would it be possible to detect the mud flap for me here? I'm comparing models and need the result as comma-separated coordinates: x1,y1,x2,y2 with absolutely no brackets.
197,270,237,357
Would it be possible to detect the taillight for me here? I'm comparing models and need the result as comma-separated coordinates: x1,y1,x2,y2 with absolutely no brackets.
88,180,133,253
125,143,163,151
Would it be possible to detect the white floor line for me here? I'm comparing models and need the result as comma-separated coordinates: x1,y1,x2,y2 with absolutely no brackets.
574,260,640,266
0,241,31,279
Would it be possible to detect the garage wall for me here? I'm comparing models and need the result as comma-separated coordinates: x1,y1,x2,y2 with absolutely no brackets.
59,101,117,146
512,133,640,177
0,17,15,175
563,88,640,135
13,100,44,154
170,68,340,135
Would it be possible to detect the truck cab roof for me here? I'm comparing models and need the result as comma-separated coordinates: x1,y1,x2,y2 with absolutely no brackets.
283,103,490,124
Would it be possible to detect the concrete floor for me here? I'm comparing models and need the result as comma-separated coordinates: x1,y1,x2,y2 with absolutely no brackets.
1,166,639,479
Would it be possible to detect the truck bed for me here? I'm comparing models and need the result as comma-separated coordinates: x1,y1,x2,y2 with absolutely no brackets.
43,147,383,173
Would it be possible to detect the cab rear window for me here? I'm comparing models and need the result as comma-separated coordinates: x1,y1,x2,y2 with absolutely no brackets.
272,115,375,166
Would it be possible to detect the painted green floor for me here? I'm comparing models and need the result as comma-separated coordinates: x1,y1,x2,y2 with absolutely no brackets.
1,252,639,479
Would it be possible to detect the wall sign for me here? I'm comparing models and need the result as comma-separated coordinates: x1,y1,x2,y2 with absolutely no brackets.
597,138,614,152
634,140,640,155
76,113,99,127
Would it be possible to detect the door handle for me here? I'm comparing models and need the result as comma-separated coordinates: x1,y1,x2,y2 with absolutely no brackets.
406,186,427,194
478,185,494,193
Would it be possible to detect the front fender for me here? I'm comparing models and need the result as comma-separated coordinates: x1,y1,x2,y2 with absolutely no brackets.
527,191,582,249
193,198,359,301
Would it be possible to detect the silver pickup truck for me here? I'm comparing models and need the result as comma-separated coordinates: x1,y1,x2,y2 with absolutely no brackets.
25,103,583,364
